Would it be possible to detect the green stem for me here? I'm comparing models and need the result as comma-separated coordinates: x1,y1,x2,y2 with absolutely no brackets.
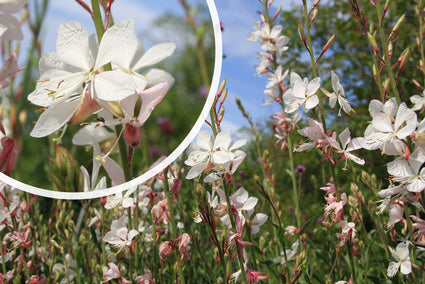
90,0,105,40
375,0,401,104
152,218,159,282
127,208,134,278
302,0,327,128
347,242,356,284
164,171,185,284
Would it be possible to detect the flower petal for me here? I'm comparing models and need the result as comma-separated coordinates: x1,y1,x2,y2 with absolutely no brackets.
134,43,176,70
30,99,80,137
56,22,91,70
93,70,136,101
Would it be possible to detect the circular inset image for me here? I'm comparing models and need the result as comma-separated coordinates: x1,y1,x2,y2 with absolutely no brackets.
0,0,222,199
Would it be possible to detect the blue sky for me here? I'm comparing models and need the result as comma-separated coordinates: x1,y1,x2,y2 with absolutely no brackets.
35,0,297,138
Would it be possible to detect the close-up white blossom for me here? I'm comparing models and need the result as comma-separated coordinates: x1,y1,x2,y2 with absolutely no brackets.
282,72,321,114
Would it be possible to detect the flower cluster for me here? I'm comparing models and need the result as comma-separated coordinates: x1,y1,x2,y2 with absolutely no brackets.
29,19,175,138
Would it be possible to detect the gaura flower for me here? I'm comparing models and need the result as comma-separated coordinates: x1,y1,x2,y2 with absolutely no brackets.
387,242,411,278
282,72,321,114
28,19,138,137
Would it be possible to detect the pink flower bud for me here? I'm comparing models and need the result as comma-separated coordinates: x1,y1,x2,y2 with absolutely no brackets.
178,233,191,252
159,241,174,260
124,123,141,147
0,136,18,176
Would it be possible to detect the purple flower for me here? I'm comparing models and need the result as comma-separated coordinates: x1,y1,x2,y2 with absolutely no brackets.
294,165,306,174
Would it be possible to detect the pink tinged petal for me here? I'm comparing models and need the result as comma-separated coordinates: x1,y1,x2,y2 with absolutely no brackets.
136,81,171,125
372,113,393,133
56,22,91,70
30,99,80,137
103,157,125,186
95,19,135,70
0,0,29,13
306,77,321,96
133,43,176,70
0,53,18,82
93,70,136,101
0,13,22,40
387,159,412,178
395,103,417,139
230,152,246,174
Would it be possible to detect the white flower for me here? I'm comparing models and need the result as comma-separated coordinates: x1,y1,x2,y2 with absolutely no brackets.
103,263,121,282
250,213,268,234
0,0,28,41
111,34,175,93
329,128,365,166
105,186,137,209
364,102,417,155
387,147,425,192
325,71,352,115
103,227,139,249
410,90,425,111
281,240,299,264
28,19,137,137
247,21,289,55
185,130,246,179
282,72,321,113
387,242,411,277
266,66,287,89
387,201,404,229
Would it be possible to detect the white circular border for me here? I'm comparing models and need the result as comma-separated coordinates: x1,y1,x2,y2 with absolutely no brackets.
0,0,222,200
